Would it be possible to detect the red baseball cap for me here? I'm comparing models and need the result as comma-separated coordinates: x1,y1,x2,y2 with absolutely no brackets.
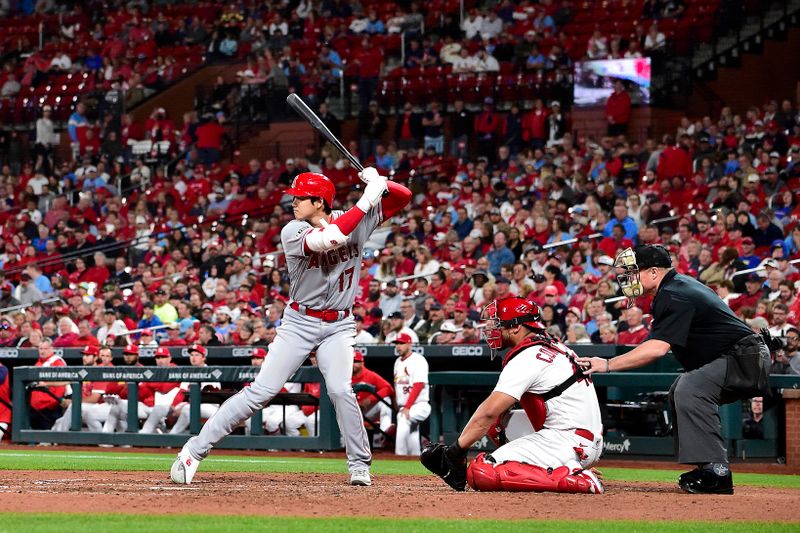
353,350,364,362
141,329,153,337
81,345,99,356
154,346,171,357
392,333,413,344
454,302,468,312
123,344,139,355
585,275,600,284
544,285,559,296
251,347,267,359
188,344,207,357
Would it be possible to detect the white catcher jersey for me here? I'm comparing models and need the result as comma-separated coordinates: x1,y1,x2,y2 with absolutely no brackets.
493,340,602,435
394,352,430,406
281,204,383,310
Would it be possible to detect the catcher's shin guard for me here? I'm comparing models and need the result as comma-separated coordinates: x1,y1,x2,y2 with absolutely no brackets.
467,453,503,491
467,454,602,493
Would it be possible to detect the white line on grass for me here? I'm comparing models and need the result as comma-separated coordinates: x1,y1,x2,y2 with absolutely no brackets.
0,452,328,465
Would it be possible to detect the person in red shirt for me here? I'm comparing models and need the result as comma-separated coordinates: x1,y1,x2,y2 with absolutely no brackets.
353,37,383,110
0,360,10,441
474,97,501,161
729,273,766,313
352,350,393,439
606,80,631,136
140,347,182,434
30,338,67,429
53,317,81,347
598,225,634,258
75,319,100,347
427,271,453,305
658,134,693,180
617,306,650,345
522,99,549,149
195,115,226,165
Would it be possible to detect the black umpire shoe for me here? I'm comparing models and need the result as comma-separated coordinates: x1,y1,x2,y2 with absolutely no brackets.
678,463,734,495
678,467,702,486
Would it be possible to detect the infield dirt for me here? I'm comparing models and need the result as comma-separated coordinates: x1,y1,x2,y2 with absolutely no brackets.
0,469,798,522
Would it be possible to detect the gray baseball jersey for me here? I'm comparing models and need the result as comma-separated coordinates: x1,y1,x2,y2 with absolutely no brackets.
183,203,383,476
281,205,383,310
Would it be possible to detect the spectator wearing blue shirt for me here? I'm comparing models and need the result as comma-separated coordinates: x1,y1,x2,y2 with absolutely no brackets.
319,44,343,79
31,226,52,253
486,232,515,276
739,237,760,268
82,168,107,192
138,302,164,333
602,204,638,242
453,206,474,240
365,10,385,34
67,102,88,144
783,225,800,257
27,265,53,296
533,12,556,34
525,45,546,70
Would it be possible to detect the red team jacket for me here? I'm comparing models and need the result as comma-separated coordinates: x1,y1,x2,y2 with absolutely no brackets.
30,354,66,411
353,367,392,407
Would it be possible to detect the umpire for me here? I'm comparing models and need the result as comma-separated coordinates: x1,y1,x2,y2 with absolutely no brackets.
578,245,770,495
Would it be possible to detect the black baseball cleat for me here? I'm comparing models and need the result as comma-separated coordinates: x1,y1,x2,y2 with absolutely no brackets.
678,467,702,486
678,463,734,495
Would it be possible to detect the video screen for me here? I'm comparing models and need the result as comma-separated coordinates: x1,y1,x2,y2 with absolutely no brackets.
573,57,651,107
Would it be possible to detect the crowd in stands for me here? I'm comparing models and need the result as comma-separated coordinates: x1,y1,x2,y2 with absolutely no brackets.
0,0,796,380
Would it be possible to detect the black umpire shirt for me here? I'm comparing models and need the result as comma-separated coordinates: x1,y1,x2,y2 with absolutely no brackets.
649,270,753,371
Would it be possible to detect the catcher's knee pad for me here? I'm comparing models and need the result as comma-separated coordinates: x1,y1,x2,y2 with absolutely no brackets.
467,453,503,491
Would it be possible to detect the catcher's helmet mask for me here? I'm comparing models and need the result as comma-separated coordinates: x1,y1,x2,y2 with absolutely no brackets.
481,297,546,359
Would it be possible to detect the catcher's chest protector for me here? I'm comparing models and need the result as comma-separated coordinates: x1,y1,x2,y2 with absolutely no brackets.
502,337,586,431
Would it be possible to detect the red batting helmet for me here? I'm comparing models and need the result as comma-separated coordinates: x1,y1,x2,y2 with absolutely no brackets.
480,297,545,358
285,172,335,208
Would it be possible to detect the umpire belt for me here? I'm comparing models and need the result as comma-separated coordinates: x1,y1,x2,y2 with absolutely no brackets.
290,302,350,322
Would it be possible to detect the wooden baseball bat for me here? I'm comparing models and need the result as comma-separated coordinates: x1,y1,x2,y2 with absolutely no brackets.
286,93,365,175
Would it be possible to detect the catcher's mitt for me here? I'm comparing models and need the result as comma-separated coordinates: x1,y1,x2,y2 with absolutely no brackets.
420,442,467,491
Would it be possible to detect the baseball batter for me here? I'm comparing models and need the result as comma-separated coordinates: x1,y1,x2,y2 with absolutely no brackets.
392,333,430,456
171,168,411,486
421,297,604,493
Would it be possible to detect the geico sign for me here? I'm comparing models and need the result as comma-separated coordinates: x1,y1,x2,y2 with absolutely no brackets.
451,346,485,357
232,348,254,358
0,348,19,358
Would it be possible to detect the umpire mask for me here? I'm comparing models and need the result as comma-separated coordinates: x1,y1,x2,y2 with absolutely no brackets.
615,245,672,307
614,247,643,305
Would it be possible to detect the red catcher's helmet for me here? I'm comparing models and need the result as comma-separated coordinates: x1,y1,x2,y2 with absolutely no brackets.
285,172,335,208
480,297,545,358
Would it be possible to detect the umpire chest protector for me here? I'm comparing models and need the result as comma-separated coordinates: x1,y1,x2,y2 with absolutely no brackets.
501,336,587,431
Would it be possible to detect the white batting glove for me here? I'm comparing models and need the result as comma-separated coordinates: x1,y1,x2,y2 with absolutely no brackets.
358,166,380,183
306,218,350,252
356,174,388,213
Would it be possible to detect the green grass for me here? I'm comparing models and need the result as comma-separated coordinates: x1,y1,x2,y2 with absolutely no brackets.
0,449,797,489
0,514,795,533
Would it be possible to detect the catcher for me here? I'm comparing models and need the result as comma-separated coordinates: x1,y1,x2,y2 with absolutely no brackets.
420,296,604,493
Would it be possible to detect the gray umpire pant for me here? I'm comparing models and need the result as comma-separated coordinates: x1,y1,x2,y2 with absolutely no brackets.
669,338,770,465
